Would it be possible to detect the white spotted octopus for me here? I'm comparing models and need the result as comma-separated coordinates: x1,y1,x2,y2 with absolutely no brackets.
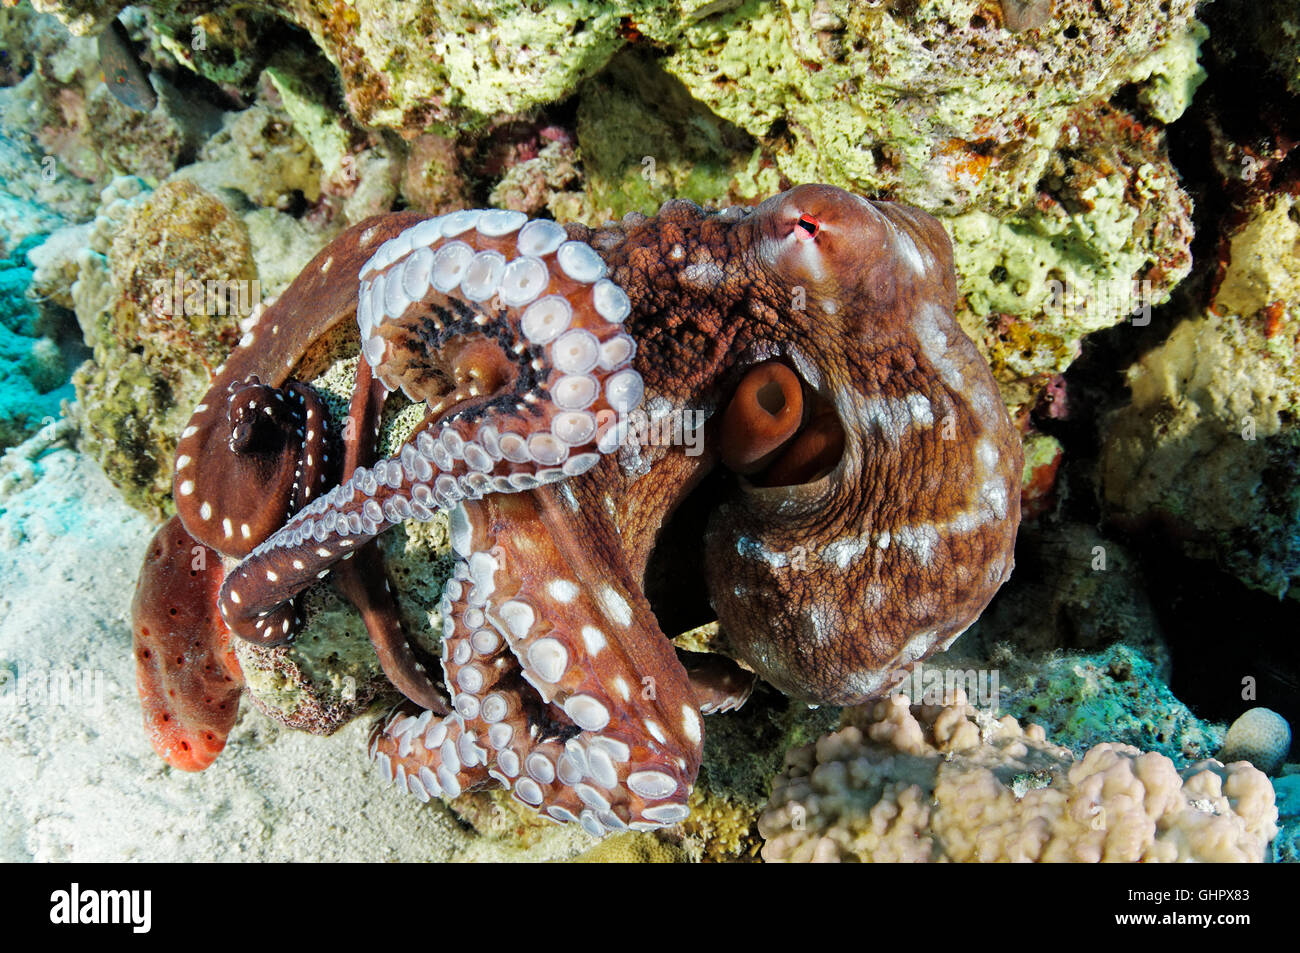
131,185,1023,837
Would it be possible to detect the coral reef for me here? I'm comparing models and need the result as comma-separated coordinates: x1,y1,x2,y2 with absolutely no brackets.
1220,708,1293,775
42,0,1203,198
16,0,1208,408
570,831,687,863
400,132,470,216
990,643,1224,765
4,0,1294,865
952,101,1195,409
1101,195,1300,598
69,176,253,518
954,524,1170,665
759,692,1278,862
173,99,321,212
0,234,80,449
5,7,217,190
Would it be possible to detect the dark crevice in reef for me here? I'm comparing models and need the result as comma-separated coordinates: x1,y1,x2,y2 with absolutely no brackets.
1019,9,1300,733
1144,554,1300,731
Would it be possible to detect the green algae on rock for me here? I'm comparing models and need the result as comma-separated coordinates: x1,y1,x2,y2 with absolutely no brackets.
951,101,1194,409
1101,195,1300,599
992,643,1225,766
173,100,322,212
72,177,255,519
658,0,1206,213
568,50,777,224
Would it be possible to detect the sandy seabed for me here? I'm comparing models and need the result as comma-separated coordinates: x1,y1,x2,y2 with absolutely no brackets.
0,446,590,862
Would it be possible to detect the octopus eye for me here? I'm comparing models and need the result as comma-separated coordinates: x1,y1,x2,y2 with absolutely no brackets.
794,213,820,241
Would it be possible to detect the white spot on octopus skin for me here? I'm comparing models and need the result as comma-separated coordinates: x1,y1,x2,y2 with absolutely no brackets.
581,625,606,655
893,228,928,275
547,579,579,603
597,586,633,628
681,706,701,745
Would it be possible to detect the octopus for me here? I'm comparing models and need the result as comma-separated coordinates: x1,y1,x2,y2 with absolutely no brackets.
132,185,1023,836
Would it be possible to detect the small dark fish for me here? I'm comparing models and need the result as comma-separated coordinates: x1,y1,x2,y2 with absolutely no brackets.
99,17,157,112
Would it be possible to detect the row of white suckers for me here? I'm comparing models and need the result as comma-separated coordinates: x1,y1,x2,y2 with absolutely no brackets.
374,701,691,835
253,210,650,556
364,545,691,835
357,208,645,461
437,531,689,833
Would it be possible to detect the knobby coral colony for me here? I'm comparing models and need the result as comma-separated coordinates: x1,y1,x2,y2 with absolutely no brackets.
131,185,1023,837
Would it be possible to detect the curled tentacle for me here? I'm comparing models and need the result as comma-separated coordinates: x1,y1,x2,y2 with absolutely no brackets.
368,702,492,802
174,377,334,559
370,488,701,834
218,211,646,647
171,212,428,558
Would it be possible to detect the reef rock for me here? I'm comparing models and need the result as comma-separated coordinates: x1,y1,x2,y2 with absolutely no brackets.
759,692,1278,862
70,177,255,518
1101,193,1300,598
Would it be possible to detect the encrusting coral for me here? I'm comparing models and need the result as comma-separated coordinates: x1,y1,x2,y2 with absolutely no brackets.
759,691,1278,862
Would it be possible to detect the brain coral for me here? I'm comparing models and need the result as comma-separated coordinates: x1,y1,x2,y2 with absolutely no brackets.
759,692,1278,862
1219,708,1292,776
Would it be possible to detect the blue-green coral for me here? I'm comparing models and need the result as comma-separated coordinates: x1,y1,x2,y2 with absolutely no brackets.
995,644,1225,766
0,233,77,449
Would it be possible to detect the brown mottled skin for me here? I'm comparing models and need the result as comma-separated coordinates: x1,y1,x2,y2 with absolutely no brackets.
132,185,1020,827
572,186,1022,704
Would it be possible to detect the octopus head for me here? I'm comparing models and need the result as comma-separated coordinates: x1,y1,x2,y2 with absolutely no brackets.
709,184,1021,706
